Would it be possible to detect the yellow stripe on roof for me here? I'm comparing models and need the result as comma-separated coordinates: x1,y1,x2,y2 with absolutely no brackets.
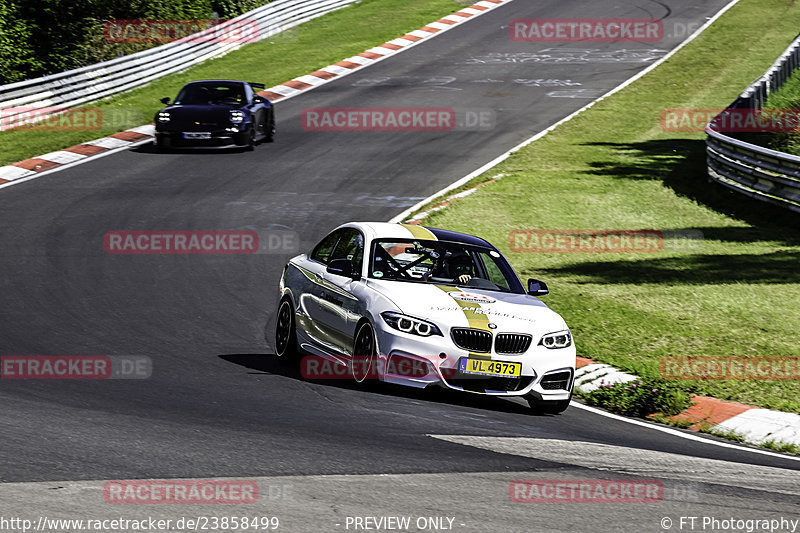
400,223,437,241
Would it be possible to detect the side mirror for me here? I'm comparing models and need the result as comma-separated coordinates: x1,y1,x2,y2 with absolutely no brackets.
253,95,267,104
327,259,360,280
160,97,171,105
527,278,549,296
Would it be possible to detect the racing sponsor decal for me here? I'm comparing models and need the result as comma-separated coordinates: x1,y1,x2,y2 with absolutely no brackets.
509,479,663,502
1,355,151,379
436,285,492,333
509,18,663,42
433,285,492,359
103,480,262,504
429,306,536,323
447,291,496,304
660,357,800,380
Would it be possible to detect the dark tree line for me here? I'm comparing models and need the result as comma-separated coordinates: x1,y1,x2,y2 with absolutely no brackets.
0,0,270,84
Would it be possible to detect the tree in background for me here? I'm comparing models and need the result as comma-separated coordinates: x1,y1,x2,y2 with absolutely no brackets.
0,0,271,84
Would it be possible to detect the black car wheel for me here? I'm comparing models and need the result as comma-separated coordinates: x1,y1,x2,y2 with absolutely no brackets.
264,112,275,143
154,136,170,152
245,126,256,151
275,299,298,363
352,322,376,383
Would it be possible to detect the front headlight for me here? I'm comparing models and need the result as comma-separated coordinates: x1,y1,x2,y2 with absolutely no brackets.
229,110,245,124
539,330,572,349
157,111,170,123
381,312,442,337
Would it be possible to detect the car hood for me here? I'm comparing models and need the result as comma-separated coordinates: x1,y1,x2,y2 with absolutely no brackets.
366,279,567,334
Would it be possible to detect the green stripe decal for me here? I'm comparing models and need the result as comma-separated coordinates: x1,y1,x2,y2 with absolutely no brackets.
400,223,437,241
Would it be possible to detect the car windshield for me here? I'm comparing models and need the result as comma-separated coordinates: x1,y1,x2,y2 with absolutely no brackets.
369,239,523,293
174,82,245,105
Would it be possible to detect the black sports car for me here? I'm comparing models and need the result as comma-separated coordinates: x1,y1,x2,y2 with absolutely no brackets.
154,80,275,150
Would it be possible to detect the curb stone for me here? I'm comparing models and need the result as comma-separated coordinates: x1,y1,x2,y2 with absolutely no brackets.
575,356,800,450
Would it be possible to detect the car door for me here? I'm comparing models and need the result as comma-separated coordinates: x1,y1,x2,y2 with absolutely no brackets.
301,229,363,354
320,229,365,354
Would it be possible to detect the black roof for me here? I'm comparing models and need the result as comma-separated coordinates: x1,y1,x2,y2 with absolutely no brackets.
424,226,495,249
184,79,246,85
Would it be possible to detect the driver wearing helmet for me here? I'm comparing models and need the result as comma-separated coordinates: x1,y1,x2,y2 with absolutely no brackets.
447,252,474,284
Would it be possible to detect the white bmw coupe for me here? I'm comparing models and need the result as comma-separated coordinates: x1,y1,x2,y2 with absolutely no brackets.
275,222,575,414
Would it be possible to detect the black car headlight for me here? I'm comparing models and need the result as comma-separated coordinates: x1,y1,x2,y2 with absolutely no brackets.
157,111,170,123
229,110,246,124
381,312,442,337
539,330,572,349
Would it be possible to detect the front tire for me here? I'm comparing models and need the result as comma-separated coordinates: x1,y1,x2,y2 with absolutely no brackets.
275,299,298,363
245,126,256,151
154,136,170,152
264,112,275,143
351,322,376,383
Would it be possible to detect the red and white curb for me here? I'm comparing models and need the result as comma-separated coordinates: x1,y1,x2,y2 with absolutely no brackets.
574,357,800,449
0,0,511,188
0,126,155,184
574,362,637,392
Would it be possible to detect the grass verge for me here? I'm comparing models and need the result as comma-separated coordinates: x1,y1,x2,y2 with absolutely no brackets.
743,68,800,155
416,0,800,412
0,0,465,166
577,378,694,418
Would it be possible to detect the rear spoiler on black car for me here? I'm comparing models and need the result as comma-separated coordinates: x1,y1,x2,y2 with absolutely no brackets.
248,82,266,89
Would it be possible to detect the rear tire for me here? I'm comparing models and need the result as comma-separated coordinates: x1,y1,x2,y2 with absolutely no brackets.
275,299,298,363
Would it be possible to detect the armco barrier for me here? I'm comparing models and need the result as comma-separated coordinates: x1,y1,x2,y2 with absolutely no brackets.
0,0,357,124
705,34,800,213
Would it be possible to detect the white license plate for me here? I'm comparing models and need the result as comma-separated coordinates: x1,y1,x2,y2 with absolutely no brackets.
183,132,210,139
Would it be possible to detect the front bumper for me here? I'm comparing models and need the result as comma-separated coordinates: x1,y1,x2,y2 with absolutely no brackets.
374,324,575,400
155,124,252,147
